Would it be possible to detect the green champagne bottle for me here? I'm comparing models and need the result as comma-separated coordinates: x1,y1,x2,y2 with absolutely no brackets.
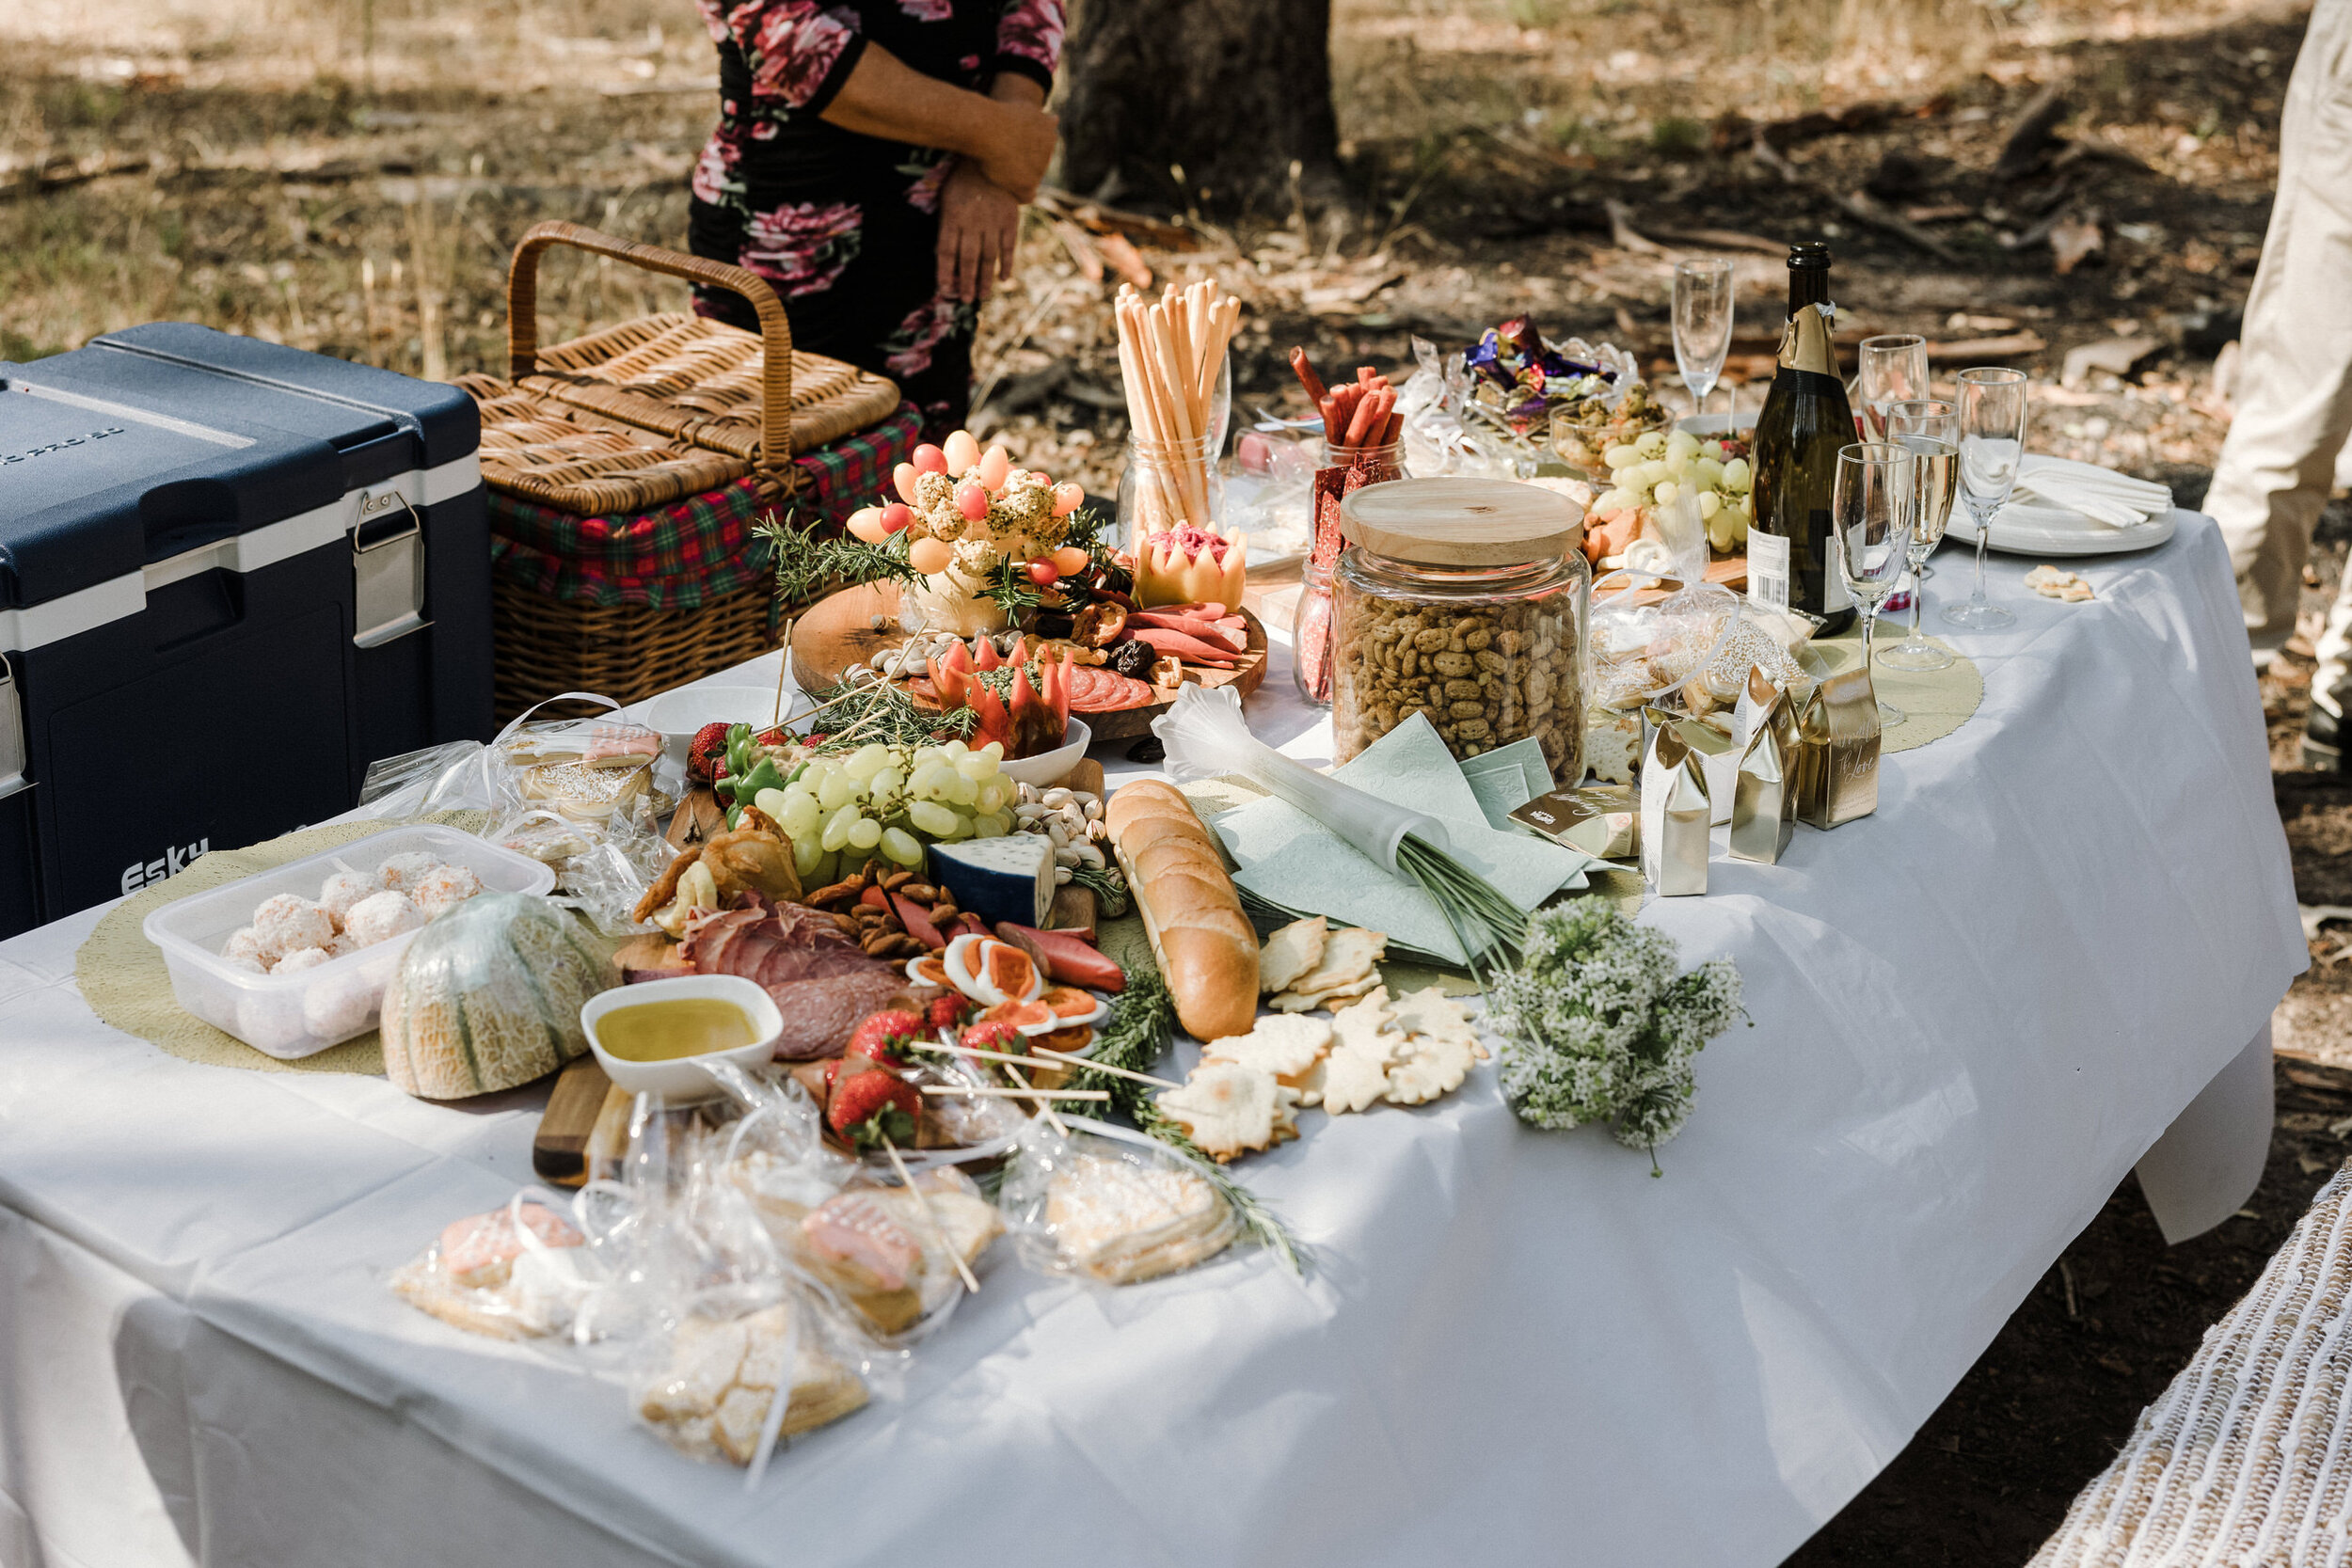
1747,242,1857,635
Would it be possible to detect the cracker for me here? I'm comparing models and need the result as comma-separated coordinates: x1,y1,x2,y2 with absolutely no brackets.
1285,926,1387,996
1259,916,1329,995
1321,988,1397,1115
1203,1014,1332,1079
1154,1062,1302,1161
1389,985,1474,1039
1384,1032,1476,1104
1267,971,1383,1012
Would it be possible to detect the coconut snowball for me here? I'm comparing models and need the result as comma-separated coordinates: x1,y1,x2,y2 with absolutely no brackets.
223,955,268,976
249,894,334,959
222,927,270,968
274,946,336,974
376,852,446,891
409,863,483,919
319,869,384,929
342,890,425,948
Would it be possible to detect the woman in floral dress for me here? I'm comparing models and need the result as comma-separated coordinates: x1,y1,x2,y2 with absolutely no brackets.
687,0,1065,436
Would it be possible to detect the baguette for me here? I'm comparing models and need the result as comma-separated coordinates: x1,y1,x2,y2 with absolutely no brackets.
1105,780,1259,1042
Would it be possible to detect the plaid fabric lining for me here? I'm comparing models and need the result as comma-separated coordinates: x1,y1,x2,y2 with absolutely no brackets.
486,402,920,609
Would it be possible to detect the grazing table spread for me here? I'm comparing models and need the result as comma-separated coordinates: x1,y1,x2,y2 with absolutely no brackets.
0,514,2306,1568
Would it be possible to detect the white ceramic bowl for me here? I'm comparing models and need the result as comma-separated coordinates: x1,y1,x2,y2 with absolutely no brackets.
581,974,782,1100
996,717,1092,788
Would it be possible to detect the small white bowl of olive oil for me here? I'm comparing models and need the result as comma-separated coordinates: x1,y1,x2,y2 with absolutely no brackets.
580,975,782,1100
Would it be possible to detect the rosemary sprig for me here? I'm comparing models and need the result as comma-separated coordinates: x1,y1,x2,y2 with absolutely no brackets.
979,553,1051,624
1058,964,1305,1274
1069,862,1131,918
795,673,977,750
758,510,918,609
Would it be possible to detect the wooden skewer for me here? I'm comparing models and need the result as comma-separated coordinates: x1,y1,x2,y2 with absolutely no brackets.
1003,1062,1071,1136
879,1133,980,1294
917,1084,1110,1100
1027,1046,1182,1090
922,1039,1182,1091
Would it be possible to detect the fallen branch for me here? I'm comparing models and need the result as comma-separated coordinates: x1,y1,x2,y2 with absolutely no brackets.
1995,83,2072,181
1747,135,1959,261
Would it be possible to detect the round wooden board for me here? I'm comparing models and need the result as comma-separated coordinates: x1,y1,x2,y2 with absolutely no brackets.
789,581,1268,740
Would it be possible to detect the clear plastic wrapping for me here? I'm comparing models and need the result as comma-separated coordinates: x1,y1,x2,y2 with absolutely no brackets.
389,1187,607,1340
358,690,675,932
999,1116,1241,1288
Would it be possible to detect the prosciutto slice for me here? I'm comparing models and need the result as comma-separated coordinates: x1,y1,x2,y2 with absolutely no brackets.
665,895,916,1059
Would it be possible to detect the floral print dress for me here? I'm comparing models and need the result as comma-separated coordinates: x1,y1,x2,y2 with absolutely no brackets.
687,0,1066,436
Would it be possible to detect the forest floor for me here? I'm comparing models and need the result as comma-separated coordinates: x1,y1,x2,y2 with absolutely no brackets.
6,0,2350,1559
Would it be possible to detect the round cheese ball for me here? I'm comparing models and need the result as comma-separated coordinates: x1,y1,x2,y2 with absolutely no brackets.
250,895,333,960
319,869,385,929
342,890,426,948
376,852,446,891
409,863,483,920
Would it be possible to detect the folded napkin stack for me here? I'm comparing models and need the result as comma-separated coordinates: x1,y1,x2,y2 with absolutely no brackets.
2009,455,2173,529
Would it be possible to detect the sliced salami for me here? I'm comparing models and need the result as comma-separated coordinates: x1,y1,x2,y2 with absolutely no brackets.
1070,670,1157,712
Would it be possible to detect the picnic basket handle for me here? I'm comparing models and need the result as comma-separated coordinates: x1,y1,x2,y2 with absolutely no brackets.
507,219,797,470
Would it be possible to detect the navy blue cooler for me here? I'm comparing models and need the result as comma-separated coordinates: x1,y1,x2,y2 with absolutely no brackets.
0,323,492,939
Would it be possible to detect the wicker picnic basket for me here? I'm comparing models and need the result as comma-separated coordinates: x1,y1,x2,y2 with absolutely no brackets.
460,221,914,718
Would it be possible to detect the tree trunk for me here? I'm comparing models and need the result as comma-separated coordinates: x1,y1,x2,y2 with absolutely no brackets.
1057,0,1342,216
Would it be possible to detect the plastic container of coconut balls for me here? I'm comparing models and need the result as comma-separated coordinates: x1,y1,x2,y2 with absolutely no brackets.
142,826,555,1059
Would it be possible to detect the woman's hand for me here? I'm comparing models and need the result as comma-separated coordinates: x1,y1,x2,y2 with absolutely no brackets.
937,161,1021,304
971,101,1057,204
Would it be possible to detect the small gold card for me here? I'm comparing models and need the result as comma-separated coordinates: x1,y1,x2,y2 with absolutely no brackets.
1511,784,1639,861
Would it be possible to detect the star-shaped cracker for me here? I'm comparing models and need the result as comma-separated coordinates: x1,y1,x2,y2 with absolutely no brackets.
1384,1031,1477,1104
1203,1014,1332,1080
1290,927,1385,990
1389,984,1488,1059
1259,916,1328,996
1154,1062,1302,1162
1268,971,1384,1013
1320,988,1397,1116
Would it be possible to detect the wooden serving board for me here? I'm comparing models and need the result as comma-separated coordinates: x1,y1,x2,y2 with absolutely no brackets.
788,581,1268,741
1599,553,1749,609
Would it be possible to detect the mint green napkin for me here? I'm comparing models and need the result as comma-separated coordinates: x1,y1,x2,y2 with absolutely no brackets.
1206,716,1593,965
1457,735,1556,831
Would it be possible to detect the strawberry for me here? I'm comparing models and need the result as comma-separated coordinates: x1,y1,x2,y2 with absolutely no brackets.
846,1008,924,1066
828,1069,920,1151
755,726,790,749
960,1019,1025,1058
926,993,971,1035
687,722,730,784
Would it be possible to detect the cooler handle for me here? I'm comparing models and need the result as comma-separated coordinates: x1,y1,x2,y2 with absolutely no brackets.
0,654,26,803
505,220,797,473
353,489,429,650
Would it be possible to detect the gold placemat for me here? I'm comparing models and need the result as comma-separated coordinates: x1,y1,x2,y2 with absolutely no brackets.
1805,628,1983,754
75,812,485,1076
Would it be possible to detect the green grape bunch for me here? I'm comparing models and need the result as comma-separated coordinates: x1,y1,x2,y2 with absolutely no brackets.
752,738,1021,890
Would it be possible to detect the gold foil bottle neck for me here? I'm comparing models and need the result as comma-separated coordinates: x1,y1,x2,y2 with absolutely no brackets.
1776,301,1839,377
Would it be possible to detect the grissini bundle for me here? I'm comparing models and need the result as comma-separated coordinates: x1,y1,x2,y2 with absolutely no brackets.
1104,779,1260,1042
1116,279,1242,532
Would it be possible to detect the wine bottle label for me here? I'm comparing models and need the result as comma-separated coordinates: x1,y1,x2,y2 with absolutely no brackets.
1748,530,1790,611
1776,301,1838,376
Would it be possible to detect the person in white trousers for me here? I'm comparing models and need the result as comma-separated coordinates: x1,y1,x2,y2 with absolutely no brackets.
2204,0,2352,767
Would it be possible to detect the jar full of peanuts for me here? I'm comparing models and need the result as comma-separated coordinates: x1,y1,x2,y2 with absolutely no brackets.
1331,479,1588,777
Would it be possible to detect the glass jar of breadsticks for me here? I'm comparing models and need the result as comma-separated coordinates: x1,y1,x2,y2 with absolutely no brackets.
1116,433,1228,539
1330,478,1588,775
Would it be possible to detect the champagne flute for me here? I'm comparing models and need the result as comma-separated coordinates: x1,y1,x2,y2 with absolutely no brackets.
1833,442,1915,726
1944,366,2027,631
1673,258,1735,420
1856,334,1929,440
1880,399,1958,673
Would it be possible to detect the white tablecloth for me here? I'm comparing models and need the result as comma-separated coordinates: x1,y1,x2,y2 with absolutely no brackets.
0,515,2305,1568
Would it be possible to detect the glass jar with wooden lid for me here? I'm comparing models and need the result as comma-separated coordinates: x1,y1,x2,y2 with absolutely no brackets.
1331,478,1588,777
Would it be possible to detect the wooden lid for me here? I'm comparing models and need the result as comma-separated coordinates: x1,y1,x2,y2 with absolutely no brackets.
1339,478,1585,566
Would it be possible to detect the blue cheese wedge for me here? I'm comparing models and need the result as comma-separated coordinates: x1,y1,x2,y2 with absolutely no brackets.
928,834,1054,927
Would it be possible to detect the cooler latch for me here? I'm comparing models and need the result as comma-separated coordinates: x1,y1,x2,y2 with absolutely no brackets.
0,654,27,803
352,489,429,649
